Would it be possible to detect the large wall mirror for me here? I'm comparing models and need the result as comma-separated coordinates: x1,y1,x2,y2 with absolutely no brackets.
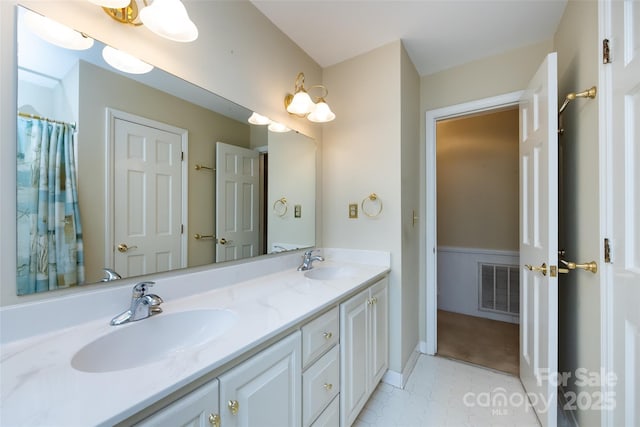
15,5,316,296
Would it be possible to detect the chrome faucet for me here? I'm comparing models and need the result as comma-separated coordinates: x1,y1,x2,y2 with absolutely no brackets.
101,268,122,282
110,281,163,326
297,249,325,271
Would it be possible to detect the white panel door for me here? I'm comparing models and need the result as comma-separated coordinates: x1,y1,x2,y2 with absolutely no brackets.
519,52,558,427
215,142,259,262
114,118,183,278
607,1,640,425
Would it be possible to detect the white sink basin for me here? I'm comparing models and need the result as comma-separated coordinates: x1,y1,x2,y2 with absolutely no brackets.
304,266,355,280
71,309,237,373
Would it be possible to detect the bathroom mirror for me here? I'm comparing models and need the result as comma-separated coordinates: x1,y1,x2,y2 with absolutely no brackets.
15,6,316,295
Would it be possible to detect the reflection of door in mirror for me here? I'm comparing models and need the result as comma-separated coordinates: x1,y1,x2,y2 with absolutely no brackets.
111,114,187,279
215,142,260,262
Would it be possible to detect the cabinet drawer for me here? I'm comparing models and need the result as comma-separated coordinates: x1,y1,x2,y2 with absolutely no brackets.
302,307,339,367
310,395,339,427
303,345,340,426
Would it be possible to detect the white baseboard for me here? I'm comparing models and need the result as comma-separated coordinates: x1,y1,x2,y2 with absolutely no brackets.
382,344,421,389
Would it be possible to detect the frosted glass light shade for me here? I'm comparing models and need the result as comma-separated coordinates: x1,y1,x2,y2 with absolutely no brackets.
102,46,153,74
248,112,271,125
268,122,291,133
140,0,198,42
24,10,94,50
307,100,335,123
87,0,131,8
286,90,314,115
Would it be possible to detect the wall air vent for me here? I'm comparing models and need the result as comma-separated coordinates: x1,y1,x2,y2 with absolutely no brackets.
478,263,520,315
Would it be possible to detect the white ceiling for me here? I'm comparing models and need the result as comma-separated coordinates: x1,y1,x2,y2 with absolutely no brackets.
251,0,568,76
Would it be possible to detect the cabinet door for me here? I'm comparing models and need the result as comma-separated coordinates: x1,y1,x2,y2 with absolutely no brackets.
219,332,301,427
339,288,368,427
369,277,388,389
136,379,219,427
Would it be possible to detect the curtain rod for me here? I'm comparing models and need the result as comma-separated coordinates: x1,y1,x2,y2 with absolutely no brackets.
18,111,76,129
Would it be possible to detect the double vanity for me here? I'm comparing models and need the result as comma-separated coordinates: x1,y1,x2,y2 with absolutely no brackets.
0,249,390,426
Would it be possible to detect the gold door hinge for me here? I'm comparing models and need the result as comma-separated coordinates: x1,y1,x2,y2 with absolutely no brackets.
604,238,611,263
603,39,611,64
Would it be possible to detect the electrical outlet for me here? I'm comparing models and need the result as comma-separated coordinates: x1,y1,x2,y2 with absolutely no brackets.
349,203,358,219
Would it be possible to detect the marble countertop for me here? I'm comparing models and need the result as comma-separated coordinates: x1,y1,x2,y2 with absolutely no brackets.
0,257,389,426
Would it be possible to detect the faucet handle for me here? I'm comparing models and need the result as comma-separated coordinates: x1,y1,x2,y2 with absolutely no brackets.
133,281,155,296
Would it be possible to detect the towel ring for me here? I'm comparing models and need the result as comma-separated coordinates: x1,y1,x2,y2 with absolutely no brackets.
362,193,383,218
273,197,288,217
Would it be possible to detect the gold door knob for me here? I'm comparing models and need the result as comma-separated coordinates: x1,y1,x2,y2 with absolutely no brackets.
323,331,333,340
228,400,239,415
117,243,137,253
208,413,221,427
560,259,598,274
525,263,547,276
219,238,232,245
323,383,333,391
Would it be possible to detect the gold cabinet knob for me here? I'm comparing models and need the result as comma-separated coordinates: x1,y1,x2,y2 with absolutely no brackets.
228,399,239,415
525,263,547,276
323,331,333,340
323,383,333,391
208,413,221,427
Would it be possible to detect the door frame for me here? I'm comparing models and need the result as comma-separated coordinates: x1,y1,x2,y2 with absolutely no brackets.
424,90,523,355
597,1,614,426
104,108,189,270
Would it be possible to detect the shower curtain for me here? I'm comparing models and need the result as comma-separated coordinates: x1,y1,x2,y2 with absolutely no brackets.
16,116,85,295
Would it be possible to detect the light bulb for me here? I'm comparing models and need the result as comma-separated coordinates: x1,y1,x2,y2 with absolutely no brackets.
140,0,198,42
102,46,154,74
248,112,271,125
307,100,336,123
286,90,314,115
24,10,94,51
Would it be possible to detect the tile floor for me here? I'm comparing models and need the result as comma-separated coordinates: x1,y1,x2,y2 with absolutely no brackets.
354,355,541,427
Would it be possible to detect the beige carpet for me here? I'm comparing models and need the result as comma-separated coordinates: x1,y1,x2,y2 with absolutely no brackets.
437,310,519,375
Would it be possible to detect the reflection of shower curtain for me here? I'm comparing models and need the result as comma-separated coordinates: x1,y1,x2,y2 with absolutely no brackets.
16,116,85,295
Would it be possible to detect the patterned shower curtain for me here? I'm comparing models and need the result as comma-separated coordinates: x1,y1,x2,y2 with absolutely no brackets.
16,116,85,295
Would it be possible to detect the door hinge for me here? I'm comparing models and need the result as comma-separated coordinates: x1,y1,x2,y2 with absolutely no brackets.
603,39,611,64
181,151,184,161
604,238,611,263
181,224,184,234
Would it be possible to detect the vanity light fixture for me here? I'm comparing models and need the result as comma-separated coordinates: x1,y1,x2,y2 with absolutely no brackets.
23,10,94,51
102,45,154,74
88,0,198,42
284,72,335,123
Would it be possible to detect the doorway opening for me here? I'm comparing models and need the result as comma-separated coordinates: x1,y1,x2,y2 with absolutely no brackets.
435,108,520,375
425,91,524,376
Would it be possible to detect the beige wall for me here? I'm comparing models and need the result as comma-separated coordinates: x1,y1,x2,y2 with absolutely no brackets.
77,61,250,283
323,40,421,374
554,1,601,425
400,44,421,369
436,108,519,251
1,0,323,305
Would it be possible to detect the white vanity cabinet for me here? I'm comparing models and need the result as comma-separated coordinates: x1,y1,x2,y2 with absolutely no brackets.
218,331,301,427
135,378,220,427
339,277,389,427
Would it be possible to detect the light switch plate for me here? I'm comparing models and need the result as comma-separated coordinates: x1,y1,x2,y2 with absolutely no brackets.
294,204,302,218
349,203,358,219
